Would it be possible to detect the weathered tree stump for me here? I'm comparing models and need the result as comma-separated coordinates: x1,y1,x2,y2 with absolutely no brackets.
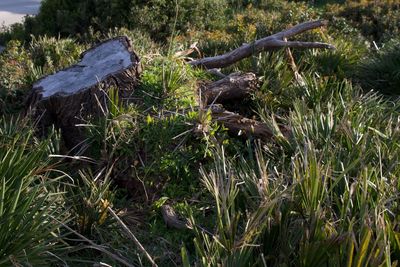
26,36,141,152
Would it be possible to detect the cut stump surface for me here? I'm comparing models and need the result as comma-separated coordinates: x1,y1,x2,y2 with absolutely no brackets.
27,36,141,151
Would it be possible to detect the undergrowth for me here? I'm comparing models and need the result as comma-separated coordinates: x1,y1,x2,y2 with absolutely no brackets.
1,0,400,266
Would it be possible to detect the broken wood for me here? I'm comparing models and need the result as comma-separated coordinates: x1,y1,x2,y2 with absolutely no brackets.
201,72,258,105
189,20,334,69
209,105,291,140
26,36,141,151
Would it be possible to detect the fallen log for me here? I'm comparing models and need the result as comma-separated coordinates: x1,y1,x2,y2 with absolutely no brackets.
200,72,258,105
26,36,141,151
189,20,334,69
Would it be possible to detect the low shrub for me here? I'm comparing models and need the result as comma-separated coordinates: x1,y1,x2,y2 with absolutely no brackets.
26,0,229,42
325,1,400,43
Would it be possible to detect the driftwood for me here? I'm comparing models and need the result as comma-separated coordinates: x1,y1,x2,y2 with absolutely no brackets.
192,21,333,139
26,36,141,151
189,20,334,69
200,72,258,105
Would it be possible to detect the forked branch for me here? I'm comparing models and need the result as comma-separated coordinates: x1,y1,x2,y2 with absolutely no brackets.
189,20,334,69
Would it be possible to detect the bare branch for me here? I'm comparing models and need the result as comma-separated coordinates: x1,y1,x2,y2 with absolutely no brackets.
277,40,335,49
274,20,328,39
107,206,158,267
189,20,334,69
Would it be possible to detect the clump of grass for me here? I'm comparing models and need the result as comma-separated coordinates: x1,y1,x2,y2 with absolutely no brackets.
186,77,400,266
0,117,67,266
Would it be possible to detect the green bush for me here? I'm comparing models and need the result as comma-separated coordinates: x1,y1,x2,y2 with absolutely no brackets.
28,0,228,42
325,1,400,44
29,35,83,72
0,36,83,113
0,41,33,113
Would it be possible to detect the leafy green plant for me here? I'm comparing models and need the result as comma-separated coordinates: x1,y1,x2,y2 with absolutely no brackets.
335,1,400,44
65,169,115,236
0,117,66,266
0,36,83,113
29,35,83,73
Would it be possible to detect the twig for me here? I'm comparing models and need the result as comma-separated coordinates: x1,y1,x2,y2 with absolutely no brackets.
52,217,136,267
107,206,158,267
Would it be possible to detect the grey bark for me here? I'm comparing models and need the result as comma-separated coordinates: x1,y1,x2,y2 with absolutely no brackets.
189,20,334,69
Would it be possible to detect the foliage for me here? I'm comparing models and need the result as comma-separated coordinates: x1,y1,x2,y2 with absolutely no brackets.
29,35,83,73
355,38,400,95
325,1,400,44
0,117,66,266
19,0,228,42
0,41,33,112
0,0,399,266
190,79,400,266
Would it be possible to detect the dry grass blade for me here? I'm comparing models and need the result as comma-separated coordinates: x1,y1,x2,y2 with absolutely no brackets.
106,206,158,267
52,217,136,267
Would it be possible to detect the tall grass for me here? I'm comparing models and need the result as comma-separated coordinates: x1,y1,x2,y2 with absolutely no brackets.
187,77,400,266
0,117,67,266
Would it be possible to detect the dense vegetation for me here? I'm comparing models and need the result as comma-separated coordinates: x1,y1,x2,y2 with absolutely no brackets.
1,0,400,266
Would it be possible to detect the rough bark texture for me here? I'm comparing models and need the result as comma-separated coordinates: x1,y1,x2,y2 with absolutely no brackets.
189,20,334,69
201,72,258,105
26,36,141,151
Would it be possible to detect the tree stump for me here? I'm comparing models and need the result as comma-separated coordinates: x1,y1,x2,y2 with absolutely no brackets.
26,36,141,152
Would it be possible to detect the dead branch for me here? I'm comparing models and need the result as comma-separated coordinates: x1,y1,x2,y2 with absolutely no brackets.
107,206,157,267
189,20,334,69
209,105,291,140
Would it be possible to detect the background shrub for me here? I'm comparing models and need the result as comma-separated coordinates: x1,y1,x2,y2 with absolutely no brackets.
325,1,400,44
26,0,229,42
